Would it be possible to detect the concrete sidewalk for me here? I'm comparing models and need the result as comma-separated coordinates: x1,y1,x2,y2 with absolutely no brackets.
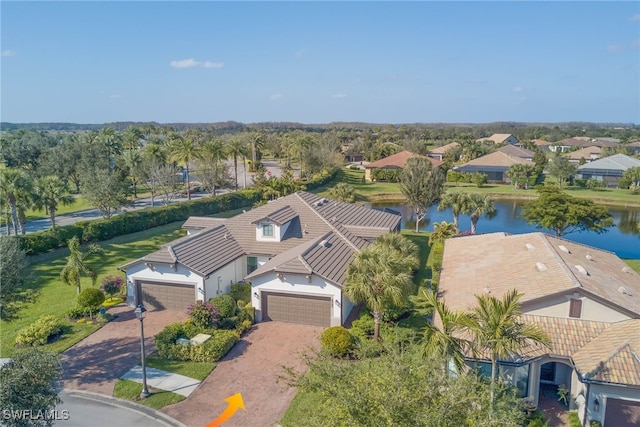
121,366,201,397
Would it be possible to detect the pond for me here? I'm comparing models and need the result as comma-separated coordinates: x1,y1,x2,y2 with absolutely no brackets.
368,199,640,259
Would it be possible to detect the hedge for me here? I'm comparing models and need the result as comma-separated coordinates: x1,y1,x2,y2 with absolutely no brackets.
155,322,239,363
17,189,262,255
15,315,65,346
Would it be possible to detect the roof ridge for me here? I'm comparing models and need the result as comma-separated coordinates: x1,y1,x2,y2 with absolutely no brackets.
539,234,583,289
585,341,632,380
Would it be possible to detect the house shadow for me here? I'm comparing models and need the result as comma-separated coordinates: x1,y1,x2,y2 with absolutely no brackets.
218,327,258,361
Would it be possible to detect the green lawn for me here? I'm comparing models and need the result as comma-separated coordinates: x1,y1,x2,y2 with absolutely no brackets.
113,379,185,410
0,221,187,357
624,259,640,274
145,355,215,381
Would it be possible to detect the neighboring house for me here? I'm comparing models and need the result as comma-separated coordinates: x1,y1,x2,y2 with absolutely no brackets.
563,146,602,165
532,139,553,151
549,137,620,154
626,141,640,155
364,150,442,181
120,191,401,327
497,144,535,161
454,151,535,182
428,142,460,161
436,232,640,427
341,144,364,163
576,154,640,188
476,134,519,145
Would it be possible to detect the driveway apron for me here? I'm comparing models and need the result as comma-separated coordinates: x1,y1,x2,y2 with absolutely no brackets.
60,305,186,396
161,322,321,427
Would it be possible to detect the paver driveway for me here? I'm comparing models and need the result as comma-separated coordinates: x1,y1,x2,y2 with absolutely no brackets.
161,322,322,427
60,304,187,396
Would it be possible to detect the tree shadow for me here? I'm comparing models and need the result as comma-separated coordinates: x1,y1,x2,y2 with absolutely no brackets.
1,290,40,322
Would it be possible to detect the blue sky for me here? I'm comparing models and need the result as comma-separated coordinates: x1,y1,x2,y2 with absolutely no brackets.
1,1,639,124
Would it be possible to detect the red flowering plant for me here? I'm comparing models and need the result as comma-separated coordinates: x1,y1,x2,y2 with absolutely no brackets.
100,275,124,300
187,301,219,329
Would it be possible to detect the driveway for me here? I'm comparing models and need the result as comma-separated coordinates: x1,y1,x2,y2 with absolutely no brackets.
60,304,187,396
161,322,322,427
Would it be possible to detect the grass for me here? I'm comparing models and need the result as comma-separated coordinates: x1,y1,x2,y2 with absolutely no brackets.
280,390,323,427
0,221,187,357
20,196,94,221
145,355,215,381
624,259,640,274
113,379,185,410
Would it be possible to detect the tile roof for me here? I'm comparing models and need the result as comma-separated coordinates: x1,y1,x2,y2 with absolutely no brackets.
456,151,535,169
365,150,442,169
577,154,640,172
562,146,602,161
533,139,552,146
124,191,401,286
497,145,535,159
438,232,640,316
571,319,640,386
429,142,460,155
477,134,517,144
181,216,226,230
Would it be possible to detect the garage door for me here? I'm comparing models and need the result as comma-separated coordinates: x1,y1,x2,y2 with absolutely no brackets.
605,398,640,427
139,281,195,311
262,292,331,327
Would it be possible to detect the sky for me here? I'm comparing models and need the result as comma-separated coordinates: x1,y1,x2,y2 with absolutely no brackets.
1,1,639,125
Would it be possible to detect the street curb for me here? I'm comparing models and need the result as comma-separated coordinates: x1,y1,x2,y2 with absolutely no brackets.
61,389,189,427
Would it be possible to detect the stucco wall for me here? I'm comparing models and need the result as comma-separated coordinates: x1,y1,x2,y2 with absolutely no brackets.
588,383,640,426
524,293,631,323
125,262,203,306
204,258,245,301
251,272,345,326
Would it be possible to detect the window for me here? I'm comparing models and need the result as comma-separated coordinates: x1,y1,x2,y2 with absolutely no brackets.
515,365,530,398
247,257,258,274
262,224,274,237
569,299,582,318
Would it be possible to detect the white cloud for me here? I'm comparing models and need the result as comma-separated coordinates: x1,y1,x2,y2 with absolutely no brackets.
332,93,347,99
170,58,224,69
512,86,524,93
1,50,15,57
269,93,283,101
629,14,640,22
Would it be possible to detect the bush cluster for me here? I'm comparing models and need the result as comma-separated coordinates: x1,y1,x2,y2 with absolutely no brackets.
77,288,105,318
187,301,218,329
229,282,251,304
15,315,64,346
101,275,124,299
321,326,355,357
446,171,489,187
370,168,401,182
210,294,237,318
17,190,262,255
303,167,340,191
155,322,239,363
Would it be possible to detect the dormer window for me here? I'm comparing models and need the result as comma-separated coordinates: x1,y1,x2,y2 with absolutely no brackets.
262,224,274,238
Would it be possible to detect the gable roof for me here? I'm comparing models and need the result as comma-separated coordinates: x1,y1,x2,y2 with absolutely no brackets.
365,150,442,169
533,139,552,147
438,232,640,316
429,142,460,155
182,216,226,231
577,154,640,172
497,145,534,159
477,134,517,144
123,191,401,285
563,146,602,161
456,151,535,169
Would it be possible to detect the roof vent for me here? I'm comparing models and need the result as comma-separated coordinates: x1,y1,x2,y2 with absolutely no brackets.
314,200,323,207
483,286,491,294
223,232,230,240
618,286,632,296
585,253,594,261
525,243,535,250
574,265,589,275
536,262,547,272
322,198,329,203
558,245,570,254
622,266,632,274
318,239,330,248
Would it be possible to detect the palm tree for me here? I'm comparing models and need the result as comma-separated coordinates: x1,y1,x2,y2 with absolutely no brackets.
327,182,355,203
344,246,413,340
505,164,526,189
468,289,550,406
60,236,102,294
169,137,199,200
98,127,121,168
0,169,31,235
226,138,247,191
373,232,419,272
419,289,471,374
33,176,74,230
464,193,497,234
429,221,459,246
122,150,144,198
438,192,471,227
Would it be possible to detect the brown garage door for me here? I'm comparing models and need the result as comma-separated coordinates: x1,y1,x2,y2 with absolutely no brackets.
605,398,640,427
262,292,331,327
139,281,195,311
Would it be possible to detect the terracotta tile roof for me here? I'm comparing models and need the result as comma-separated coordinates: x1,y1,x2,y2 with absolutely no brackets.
497,145,535,159
563,146,602,161
438,232,640,316
572,319,640,386
429,142,460,155
456,151,535,169
365,150,442,169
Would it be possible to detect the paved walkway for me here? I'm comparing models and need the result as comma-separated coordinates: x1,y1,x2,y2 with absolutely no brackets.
121,366,201,397
60,304,187,396
161,322,322,427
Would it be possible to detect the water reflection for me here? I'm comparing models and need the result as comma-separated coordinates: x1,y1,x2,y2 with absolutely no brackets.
369,200,640,259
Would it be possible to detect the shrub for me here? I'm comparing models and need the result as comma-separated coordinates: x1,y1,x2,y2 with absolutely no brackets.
210,294,237,319
353,336,384,359
321,326,355,357
96,312,114,324
472,172,488,187
16,315,64,346
586,179,605,190
101,297,124,308
351,313,374,336
229,282,251,303
155,323,238,362
568,412,581,427
66,304,91,319
187,301,218,329
617,177,631,189
381,300,412,322
100,275,124,299
77,288,105,318
217,317,239,330
589,421,602,427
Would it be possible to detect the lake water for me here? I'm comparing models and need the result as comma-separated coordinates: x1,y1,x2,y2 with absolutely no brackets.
369,200,640,259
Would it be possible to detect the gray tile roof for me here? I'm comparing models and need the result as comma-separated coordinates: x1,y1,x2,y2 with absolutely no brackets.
182,216,226,230
497,145,534,159
577,154,640,172
123,191,402,286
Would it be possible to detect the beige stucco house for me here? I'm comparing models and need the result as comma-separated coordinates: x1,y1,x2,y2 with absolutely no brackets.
364,150,442,181
437,232,640,427
121,191,401,327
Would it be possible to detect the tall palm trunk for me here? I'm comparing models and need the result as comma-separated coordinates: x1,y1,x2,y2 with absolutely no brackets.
9,196,19,236
233,155,239,191
490,355,497,418
471,216,479,234
185,164,191,200
242,155,247,189
373,309,382,341
50,205,57,230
